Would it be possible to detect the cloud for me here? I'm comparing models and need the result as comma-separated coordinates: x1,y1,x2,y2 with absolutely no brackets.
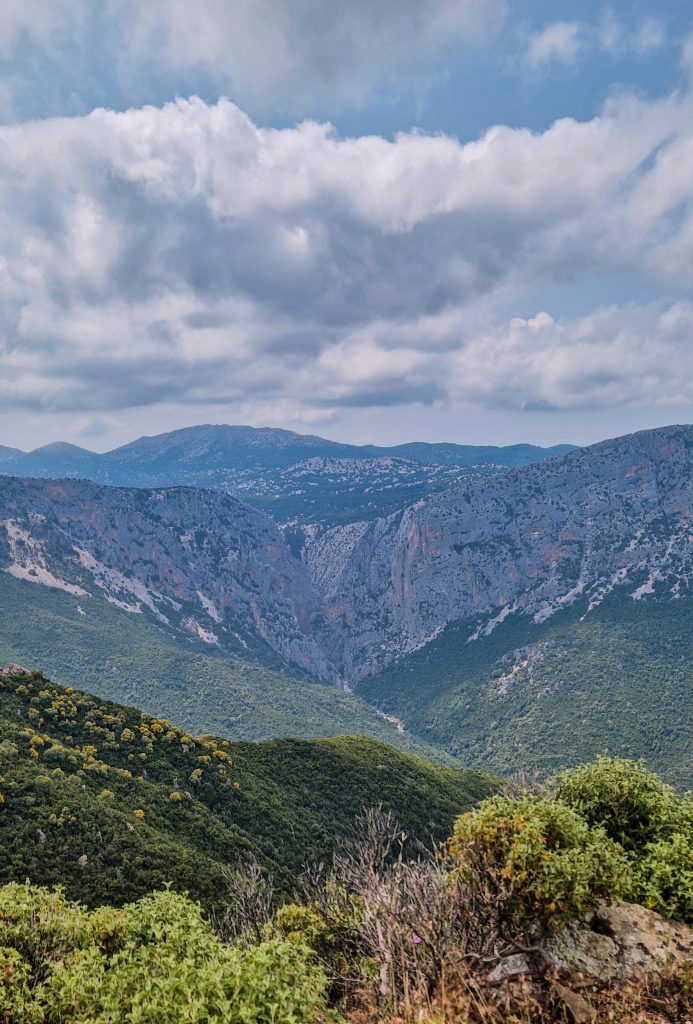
450,303,693,410
0,0,87,53
527,21,583,68
0,0,505,120
526,13,667,70
127,0,506,108
1,87,693,425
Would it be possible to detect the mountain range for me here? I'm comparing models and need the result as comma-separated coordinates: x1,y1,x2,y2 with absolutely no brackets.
0,425,573,531
1,422,691,784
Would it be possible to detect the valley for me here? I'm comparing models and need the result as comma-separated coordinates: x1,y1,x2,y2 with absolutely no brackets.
1,423,692,784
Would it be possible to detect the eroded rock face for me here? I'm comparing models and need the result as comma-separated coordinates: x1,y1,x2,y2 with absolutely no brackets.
547,901,693,982
0,479,339,683
304,425,693,681
0,663,31,677
2,425,693,687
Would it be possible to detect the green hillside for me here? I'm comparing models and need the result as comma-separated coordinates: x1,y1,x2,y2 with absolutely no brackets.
358,591,693,788
0,572,457,766
0,666,495,911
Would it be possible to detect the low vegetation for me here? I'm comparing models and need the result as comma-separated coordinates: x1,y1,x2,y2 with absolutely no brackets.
360,589,693,786
1,686,691,1024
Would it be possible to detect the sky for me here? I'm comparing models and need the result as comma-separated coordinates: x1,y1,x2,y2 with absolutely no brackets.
1,1,692,452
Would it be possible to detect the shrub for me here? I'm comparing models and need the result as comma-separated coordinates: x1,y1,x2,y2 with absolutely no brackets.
0,885,330,1024
449,796,631,939
555,759,693,923
632,832,693,924
0,882,88,974
554,757,678,853
0,946,40,1024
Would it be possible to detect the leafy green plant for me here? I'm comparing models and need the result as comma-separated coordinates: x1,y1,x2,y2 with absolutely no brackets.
634,832,693,923
0,946,41,1024
555,759,693,923
0,885,330,1024
554,757,678,853
449,795,631,937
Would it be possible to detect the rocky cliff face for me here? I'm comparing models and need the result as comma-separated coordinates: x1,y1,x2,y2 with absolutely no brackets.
2,426,692,688
304,425,693,681
0,478,337,682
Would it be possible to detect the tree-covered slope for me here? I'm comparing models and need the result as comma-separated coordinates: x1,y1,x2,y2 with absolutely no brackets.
0,571,459,766
358,591,693,788
0,667,495,911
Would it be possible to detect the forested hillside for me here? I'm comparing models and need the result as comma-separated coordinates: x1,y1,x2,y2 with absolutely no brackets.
0,665,494,910
359,590,693,787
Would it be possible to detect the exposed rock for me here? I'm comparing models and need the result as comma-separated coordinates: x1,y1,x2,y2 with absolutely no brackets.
0,479,339,683
306,425,693,682
2,426,693,688
487,953,531,985
549,980,596,1023
36,829,46,844
547,901,693,982
77,854,88,867
0,663,31,678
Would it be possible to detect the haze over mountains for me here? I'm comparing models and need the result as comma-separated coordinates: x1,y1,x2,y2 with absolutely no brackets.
1,421,691,783
0,425,574,531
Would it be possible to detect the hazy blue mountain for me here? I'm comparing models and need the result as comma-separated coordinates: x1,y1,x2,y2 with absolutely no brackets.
0,424,574,528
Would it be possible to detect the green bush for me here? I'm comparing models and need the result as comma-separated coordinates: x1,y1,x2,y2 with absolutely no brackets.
554,757,678,853
449,795,631,934
0,946,41,1024
0,882,88,971
0,884,330,1024
274,890,366,1001
632,833,693,924
555,759,693,923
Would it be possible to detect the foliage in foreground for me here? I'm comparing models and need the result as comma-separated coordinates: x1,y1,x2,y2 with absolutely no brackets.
0,885,328,1024
273,760,692,1019
449,795,630,934
1,740,691,1023
555,757,693,922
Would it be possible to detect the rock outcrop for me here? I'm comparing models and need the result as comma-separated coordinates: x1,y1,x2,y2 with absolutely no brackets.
0,478,339,682
548,901,693,982
305,425,693,680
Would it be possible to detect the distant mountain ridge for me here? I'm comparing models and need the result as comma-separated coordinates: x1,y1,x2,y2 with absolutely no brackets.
0,424,575,476
2,424,692,685
0,425,574,529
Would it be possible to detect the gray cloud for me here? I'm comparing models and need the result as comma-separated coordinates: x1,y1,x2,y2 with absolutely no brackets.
124,0,506,109
1,88,693,427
